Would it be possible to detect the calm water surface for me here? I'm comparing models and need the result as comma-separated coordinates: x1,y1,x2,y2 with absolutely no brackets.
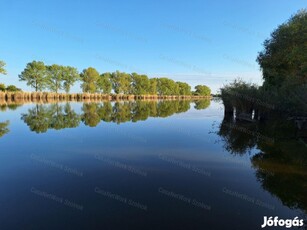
0,100,306,230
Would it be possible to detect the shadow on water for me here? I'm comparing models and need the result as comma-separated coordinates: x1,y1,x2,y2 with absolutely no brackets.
217,114,307,220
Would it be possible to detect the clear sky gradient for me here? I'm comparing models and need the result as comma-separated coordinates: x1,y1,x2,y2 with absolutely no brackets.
1,0,306,93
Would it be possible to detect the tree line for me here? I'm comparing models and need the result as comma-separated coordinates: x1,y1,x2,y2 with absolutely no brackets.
0,60,211,96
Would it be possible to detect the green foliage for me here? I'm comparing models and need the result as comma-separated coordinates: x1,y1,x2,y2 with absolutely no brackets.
149,78,157,94
0,83,22,92
81,67,99,93
157,78,179,95
176,81,192,95
257,9,307,88
219,10,307,117
98,72,112,94
194,85,211,96
19,61,47,92
131,73,150,95
0,61,7,75
47,64,64,93
267,77,307,116
220,79,259,112
46,65,79,93
63,66,80,93
16,61,203,95
6,85,21,92
0,83,6,91
111,71,132,94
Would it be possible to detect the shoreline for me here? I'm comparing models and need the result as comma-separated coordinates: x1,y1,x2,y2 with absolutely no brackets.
0,92,211,104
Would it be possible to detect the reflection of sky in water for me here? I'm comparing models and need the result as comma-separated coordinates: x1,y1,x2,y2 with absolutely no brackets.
0,100,305,230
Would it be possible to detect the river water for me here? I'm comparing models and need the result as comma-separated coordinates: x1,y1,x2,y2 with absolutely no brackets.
0,100,306,229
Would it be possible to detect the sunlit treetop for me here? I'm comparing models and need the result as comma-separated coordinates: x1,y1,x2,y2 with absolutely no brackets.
257,9,307,87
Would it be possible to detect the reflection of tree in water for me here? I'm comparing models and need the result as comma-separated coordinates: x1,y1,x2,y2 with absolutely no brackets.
81,103,101,127
21,99,210,130
0,105,6,112
217,116,307,216
251,120,307,216
157,101,179,117
81,100,192,126
63,104,81,128
177,100,191,113
0,121,9,138
0,104,23,112
131,101,151,122
194,99,210,110
252,143,307,215
21,105,51,133
50,103,81,130
21,103,81,133
112,102,133,124
49,104,65,130
217,117,258,155
97,102,112,122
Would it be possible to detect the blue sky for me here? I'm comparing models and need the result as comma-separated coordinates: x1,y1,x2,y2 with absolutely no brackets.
1,0,306,93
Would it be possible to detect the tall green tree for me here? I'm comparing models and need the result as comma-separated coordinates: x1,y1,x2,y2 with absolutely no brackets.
111,71,132,94
47,64,64,93
257,10,307,88
80,67,99,93
157,78,179,95
19,61,47,92
98,72,112,94
63,66,80,93
0,61,7,75
194,85,211,96
131,73,150,95
176,81,192,95
149,78,157,94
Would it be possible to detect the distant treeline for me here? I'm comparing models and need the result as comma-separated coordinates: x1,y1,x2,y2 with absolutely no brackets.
0,83,21,92
0,60,211,96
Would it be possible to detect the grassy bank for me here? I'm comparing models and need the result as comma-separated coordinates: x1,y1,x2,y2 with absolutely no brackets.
0,91,211,104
